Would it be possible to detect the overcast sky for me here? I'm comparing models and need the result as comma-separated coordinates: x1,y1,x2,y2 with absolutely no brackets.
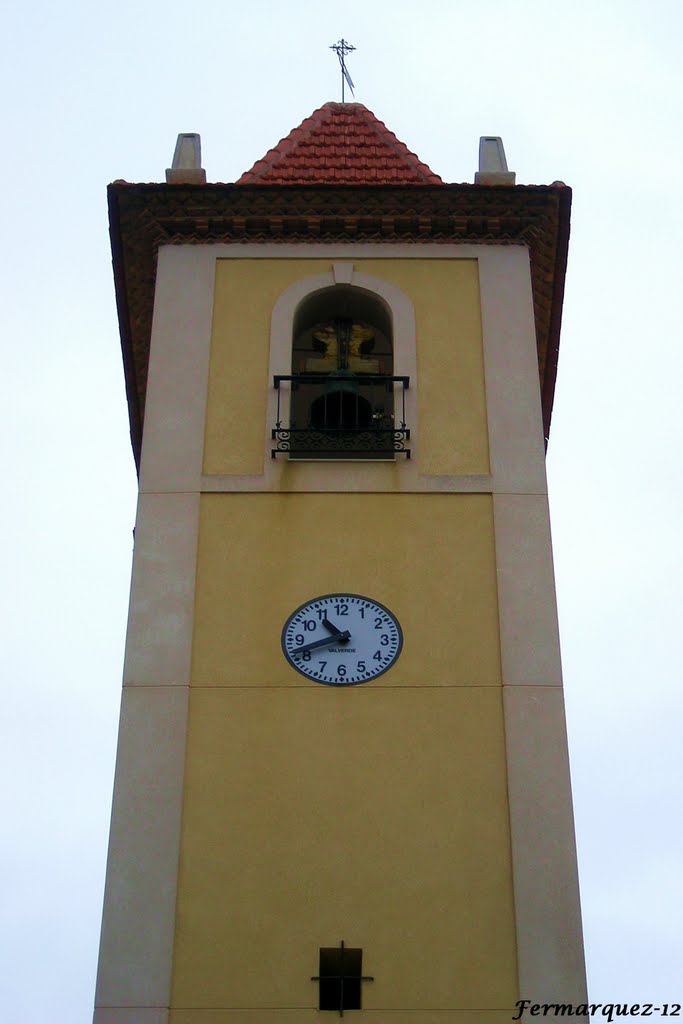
1,1,682,1021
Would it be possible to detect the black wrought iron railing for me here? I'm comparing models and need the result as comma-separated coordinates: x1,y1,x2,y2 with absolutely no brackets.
272,374,410,459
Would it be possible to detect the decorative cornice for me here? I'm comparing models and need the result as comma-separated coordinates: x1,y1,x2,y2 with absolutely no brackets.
108,182,571,470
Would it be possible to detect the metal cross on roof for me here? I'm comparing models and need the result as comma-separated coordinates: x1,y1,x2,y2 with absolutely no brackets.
330,39,356,102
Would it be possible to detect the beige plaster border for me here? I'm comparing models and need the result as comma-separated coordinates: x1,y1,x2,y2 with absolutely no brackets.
494,490,587,999
94,686,189,1021
200,472,493,493
122,492,200,687
503,686,587,1003
493,493,563,688
481,246,586,997
139,246,215,494
478,247,548,496
94,493,200,1022
94,1009,168,1024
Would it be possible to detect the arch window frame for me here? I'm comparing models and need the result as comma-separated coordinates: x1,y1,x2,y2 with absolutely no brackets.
268,263,417,462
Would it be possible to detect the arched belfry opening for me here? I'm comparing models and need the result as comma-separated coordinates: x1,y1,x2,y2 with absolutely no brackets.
273,285,410,459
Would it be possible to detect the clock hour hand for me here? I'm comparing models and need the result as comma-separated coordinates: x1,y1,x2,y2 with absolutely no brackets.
322,616,344,636
290,630,351,655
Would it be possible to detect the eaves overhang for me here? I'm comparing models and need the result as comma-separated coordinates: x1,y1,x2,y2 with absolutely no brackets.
108,181,571,472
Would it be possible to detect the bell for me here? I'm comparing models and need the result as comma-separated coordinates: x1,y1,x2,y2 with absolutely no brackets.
310,376,374,433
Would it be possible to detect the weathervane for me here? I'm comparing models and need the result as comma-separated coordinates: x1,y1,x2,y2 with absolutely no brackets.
330,39,356,102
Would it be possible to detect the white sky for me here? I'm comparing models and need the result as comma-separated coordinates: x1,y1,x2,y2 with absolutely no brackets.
1,1,682,1021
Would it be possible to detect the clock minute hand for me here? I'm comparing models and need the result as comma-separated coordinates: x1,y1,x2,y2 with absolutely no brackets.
290,630,351,655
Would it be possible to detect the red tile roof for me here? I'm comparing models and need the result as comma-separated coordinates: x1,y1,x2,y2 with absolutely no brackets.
237,102,443,185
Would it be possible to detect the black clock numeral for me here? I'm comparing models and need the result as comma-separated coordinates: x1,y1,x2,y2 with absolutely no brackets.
357,660,366,673
318,661,327,671
304,619,316,631
335,602,349,616
295,634,304,645
302,650,311,662
337,664,347,678
380,634,389,646
374,616,383,629
373,650,382,662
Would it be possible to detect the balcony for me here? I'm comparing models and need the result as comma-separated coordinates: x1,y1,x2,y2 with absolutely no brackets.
272,374,410,459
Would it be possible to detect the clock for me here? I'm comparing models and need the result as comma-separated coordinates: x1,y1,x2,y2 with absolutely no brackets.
282,594,403,686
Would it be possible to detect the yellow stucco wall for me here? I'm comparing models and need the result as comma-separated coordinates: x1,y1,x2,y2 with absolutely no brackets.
366,259,487,476
204,259,322,476
190,494,500,688
203,258,488,477
171,687,515,1015
171,260,511,1020
170,494,517,1018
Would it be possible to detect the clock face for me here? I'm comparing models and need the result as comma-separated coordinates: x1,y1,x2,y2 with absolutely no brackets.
282,594,403,686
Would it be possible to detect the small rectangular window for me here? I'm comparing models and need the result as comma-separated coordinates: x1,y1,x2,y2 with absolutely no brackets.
318,945,363,1011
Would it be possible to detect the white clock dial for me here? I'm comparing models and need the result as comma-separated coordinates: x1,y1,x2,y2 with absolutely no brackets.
282,594,403,686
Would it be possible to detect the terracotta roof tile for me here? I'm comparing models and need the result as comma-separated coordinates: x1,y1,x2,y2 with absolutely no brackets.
237,102,443,185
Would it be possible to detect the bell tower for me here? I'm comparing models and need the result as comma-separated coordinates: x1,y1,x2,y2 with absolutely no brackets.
95,103,586,1023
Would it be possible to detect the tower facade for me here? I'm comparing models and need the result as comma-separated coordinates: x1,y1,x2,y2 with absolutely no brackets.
95,104,586,1024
